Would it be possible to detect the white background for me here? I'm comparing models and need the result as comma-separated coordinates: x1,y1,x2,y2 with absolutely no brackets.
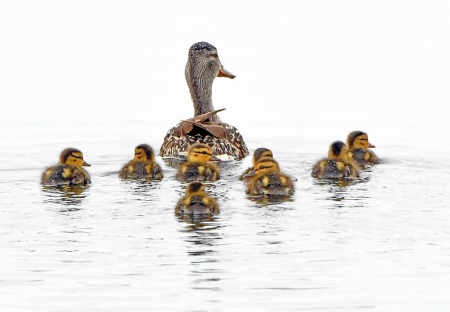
1,1,449,144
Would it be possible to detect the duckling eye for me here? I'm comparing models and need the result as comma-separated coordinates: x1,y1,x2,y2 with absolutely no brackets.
259,166,265,169
211,53,218,58
202,151,207,155
268,154,273,157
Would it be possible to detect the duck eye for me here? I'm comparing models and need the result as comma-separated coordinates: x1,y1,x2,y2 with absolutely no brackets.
202,151,207,155
260,166,265,169
211,53,218,58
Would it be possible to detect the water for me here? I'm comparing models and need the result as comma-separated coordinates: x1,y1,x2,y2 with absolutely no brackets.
1,123,450,311
2,1,450,310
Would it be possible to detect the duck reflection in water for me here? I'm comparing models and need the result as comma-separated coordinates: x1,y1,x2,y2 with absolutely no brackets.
121,178,163,203
42,185,89,208
177,215,223,257
313,176,370,207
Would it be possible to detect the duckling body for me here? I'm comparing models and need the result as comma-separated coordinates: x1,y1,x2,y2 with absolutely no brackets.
240,147,273,181
160,42,248,159
176,144,220,181
311,141,359,179
119,144,163,180
347,131,379,166
41,148,91,186
348,148,379,166
247,172,295,196
245,158,294,196
311,158,358,178
175,182,219,215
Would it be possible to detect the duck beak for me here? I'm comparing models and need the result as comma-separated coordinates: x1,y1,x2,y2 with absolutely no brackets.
209,155,222,162
243,171,256,179
368,143,375,148
218,66,235,79
82,161,91,167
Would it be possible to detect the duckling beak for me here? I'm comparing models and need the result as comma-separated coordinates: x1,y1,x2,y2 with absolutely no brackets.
209,155,222,162
82,161,91,167
217,66,235,79
368,143,375,148
243,171,256,179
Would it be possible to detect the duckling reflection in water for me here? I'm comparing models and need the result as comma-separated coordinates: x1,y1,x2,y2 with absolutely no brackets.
239,147,273,181
311,141,359,179
176,143,221,181
42,185,88,206
41,148,91,186
119,144,163,180
244,158,294,196
347,131,379,166
175,182,219,215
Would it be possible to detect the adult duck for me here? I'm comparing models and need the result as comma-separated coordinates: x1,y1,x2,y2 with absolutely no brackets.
160,42,248,159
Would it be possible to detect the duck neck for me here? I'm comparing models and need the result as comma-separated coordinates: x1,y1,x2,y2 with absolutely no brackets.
186,63,221,122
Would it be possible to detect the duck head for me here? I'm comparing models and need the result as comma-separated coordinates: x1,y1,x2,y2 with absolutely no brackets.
244,157,280,178
328,141,349,162
187,143,221,163
134,144,155,162
185,42,235,122
347,131,375,149
60,148,90,168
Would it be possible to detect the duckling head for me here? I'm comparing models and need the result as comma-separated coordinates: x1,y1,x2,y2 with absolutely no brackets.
60,148,90,168
185,182,207,196
328,141,349,162
244,157,280,179
187,143,220,163
253,148,273,166
185,42,235,120
347,131,375,149
134,144,155,162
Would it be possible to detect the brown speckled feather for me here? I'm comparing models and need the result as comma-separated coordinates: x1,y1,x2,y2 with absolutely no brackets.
160,122,248,158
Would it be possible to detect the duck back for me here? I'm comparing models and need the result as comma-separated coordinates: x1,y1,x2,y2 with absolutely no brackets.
312,159,359,179
41,164,91,186
160,122,248,159
119,161,163,180
176,162,220,181
349,148,379,166
176,195,219,214
247,172,294,196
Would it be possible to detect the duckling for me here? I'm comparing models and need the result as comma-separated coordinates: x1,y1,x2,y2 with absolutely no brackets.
239,147,273,180
41,148,91,186
311,141,359,178
119,144,163,180
160,41,248,159
176,143,221,181
175,182,219,215
244,158,294,196
347,131,379,166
